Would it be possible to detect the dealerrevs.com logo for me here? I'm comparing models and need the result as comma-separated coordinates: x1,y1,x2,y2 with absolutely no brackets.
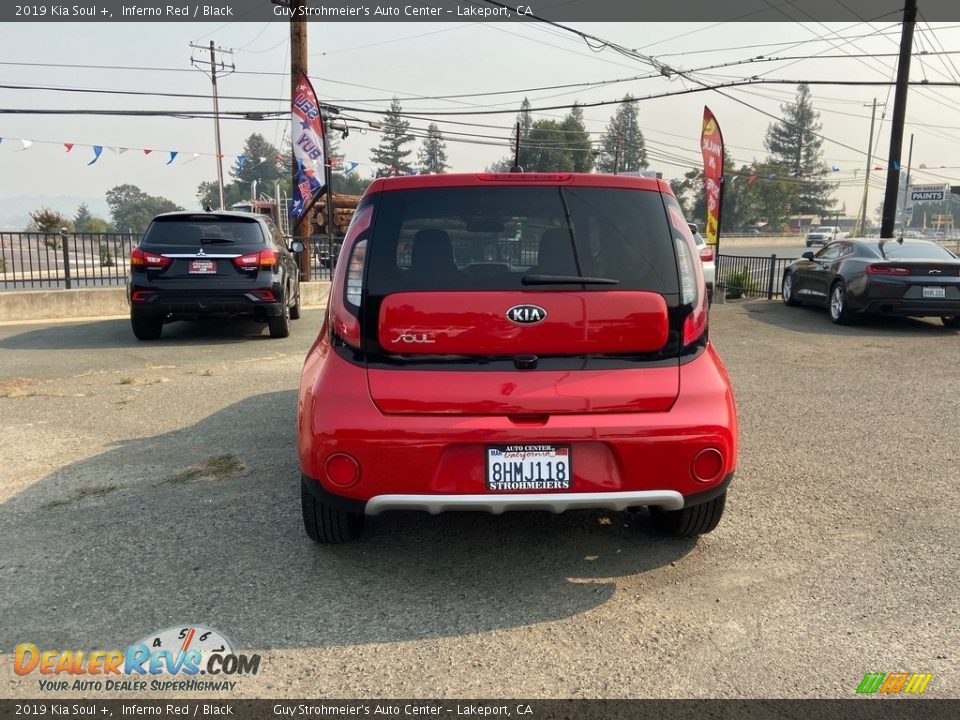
15,625,261,693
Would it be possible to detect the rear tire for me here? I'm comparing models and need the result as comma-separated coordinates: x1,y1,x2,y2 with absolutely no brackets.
651,492,726,537
941,315,960,329
782,272,800,306
301,482,363,543
268,301,291,338
130,313,163,341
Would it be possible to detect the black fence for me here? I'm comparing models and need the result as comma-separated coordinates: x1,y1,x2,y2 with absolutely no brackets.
716,253,797,300
0,231,139,290
0,232,346,290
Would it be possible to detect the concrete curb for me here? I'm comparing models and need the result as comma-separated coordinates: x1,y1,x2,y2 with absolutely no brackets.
0,283,331,323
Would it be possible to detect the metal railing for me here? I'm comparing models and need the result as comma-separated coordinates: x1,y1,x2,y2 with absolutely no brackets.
0,231,139,290
716,253,797,300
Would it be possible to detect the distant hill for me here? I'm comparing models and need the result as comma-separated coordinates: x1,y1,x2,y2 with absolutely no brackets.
0,196,110,231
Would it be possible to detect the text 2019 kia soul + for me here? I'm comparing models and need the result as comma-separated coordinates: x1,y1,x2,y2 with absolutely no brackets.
298,173,737,543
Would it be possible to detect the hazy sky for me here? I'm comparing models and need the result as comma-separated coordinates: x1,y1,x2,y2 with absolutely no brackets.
2,19,960,226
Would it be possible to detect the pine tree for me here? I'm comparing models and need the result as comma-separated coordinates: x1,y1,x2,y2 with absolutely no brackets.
561,103,594,173
371,98,415,177
503,98,534,170
597,96,646,173
230,133,288,189
525,120,574,172
73,203,94,233
417,123,449,174
764,83,835,216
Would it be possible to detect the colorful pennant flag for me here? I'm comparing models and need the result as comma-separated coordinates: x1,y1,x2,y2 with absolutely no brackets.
87,145,103,165
166,151,178,165
64,143,74,152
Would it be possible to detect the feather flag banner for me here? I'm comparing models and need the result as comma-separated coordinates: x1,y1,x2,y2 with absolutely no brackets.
290,71,328,223
700,106,725,246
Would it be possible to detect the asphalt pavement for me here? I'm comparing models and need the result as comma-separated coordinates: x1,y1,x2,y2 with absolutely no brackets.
1,306,958,699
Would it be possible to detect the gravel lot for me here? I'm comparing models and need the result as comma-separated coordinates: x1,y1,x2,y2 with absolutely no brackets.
0,302,958,699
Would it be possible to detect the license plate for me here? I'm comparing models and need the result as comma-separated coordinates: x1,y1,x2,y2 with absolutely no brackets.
189,260,216,274
922,286,946,299
486,444,571,491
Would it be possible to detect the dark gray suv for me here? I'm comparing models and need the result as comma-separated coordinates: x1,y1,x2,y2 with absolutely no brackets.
127,211,303,340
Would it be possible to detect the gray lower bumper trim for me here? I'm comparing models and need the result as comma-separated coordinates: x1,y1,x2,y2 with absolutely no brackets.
364,490,685,516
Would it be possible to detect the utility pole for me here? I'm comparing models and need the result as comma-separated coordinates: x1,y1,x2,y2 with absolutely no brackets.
190,41,234,210
289,0,312,280
880,0,917,238
858,99,878,236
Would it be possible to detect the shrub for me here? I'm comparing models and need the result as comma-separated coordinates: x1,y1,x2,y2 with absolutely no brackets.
724,267,759,299
99,243,115,267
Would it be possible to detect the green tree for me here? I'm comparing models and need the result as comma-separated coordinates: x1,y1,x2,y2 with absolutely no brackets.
509,97,535,170
524,119,575,172
417,123,449,174
332,172,373,195
561,103,594,173
73,202,112,233
73,203,94,232
196,181,248,210
231,133,289,190
764,83,835,216
371,98,415,177
597,96,646,173
28,207,73,233
106,185,182,233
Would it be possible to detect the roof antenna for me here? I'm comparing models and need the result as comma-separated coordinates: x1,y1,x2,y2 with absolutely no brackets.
510,121,523,173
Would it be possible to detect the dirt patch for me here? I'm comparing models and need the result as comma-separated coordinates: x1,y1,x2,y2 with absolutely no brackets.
163,454,245,485
41,484,118,510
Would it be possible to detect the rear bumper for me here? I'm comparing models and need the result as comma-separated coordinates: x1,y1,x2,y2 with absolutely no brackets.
298,341,738,507
303,472,734,515
129,288,285,318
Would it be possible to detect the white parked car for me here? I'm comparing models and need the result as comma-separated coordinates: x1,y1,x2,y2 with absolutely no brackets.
688,222,716,304
805,225,842,247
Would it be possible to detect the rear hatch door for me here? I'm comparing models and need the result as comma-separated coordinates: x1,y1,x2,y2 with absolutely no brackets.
361,183,683,415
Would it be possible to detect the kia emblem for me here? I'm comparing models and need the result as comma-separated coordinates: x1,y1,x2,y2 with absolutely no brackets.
506,304,547,324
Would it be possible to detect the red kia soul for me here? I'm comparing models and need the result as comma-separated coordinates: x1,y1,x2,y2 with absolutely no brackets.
297,173,737,543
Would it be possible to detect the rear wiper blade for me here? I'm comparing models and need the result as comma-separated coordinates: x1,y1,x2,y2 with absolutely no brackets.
200,237,236,244
522,274,619,285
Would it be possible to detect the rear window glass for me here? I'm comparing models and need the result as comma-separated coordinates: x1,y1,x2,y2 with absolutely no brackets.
365,186,678,294
881,242,956,260
142,216,265,245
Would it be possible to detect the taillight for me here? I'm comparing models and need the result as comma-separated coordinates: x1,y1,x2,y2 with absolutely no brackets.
329,203,375,350
233,249,280,270
130,247,171,270
866,264,910,276
699,245,715,262
676,236,708,345
346,240,366,307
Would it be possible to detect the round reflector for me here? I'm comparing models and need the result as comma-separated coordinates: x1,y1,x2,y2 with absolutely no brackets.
325,453,361,488
691,448,724,483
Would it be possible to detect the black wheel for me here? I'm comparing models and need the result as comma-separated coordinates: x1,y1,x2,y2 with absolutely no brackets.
651,492,726,537
782,272,800,306
301,482,363,543
829,281,854,325
289,287,301,320
268,301,291,338
941,315,960,329
130,312,163,341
